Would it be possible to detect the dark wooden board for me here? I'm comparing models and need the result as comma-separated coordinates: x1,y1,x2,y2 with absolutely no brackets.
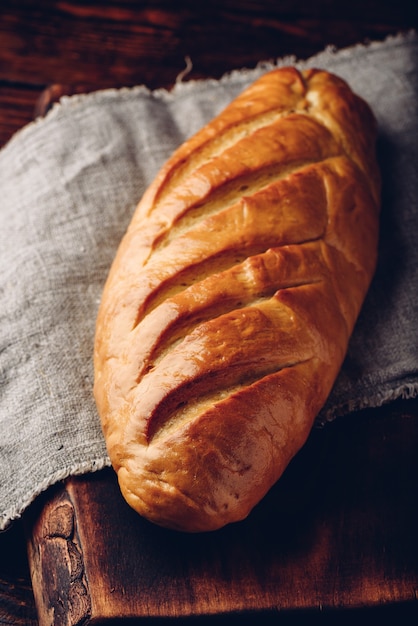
22,60,418,626
25,399,418,624
0,0,416,146
1,3,417,624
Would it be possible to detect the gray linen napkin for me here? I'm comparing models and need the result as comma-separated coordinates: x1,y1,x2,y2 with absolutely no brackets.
1,32,417,531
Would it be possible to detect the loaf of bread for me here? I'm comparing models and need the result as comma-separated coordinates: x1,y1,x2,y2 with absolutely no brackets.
94,67,380,532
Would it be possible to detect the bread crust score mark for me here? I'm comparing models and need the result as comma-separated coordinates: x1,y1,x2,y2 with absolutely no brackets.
94,67,380,532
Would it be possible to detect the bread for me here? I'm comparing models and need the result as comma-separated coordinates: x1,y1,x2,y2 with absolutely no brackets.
93,67,380,532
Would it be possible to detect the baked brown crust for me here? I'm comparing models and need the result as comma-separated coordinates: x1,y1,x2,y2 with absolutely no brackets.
94,67,380,532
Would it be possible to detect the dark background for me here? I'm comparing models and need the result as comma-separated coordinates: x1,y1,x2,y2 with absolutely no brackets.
0,1,417,624
0,0,417,147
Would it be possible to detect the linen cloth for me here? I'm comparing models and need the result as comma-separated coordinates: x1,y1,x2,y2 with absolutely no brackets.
1,32,417,531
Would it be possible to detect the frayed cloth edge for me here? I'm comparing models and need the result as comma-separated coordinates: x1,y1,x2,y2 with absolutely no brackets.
0,456,111,533
2,381,417,531
316,380,418,428
1,30,415,153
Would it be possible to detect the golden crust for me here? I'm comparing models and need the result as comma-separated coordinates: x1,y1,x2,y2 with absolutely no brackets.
94,67,380,532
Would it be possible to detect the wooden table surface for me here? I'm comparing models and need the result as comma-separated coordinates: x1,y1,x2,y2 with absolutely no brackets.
0,2,417,625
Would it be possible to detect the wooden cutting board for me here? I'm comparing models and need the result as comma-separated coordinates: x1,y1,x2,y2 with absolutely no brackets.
24,86,418,625
25,398,418,625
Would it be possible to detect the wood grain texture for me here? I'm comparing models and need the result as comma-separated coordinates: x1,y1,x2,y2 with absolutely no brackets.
25,399,418,624
27,495,91,625
0,0,416,145
0,1,417,624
